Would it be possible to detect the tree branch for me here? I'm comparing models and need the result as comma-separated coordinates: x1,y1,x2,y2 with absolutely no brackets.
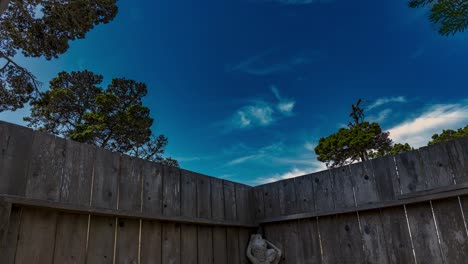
0,52,40,93
0,0,10,17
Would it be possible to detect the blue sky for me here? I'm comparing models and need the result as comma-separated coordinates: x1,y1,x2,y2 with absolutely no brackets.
1,0,468,185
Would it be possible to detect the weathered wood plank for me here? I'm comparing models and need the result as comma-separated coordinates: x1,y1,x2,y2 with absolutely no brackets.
349,160,379,205
181,224,197,264
279,179,297,215
395,150,427,194
406,202,444,264
0,206,21,263
198,226,213,264
60,140,95,206
263,223,285,263
92,148,120,209
226,227,240,264
297,218,321,264
197,174,212,219
330,166,355,210
418,143,454,188
115,218,139,264
252,186,265,221
432,198,468,263
142,161,163,215
162,222,181,264
213,227,227,263
140,220,162,264
53,212,88,264
14,208,58,264
25,132,66,201
263,182,280,218
372,155,399,201
86,215,115,264
162,165,181,217
282,221,302,263
118,156,142,211
379,206,414,264
312,170,335,213
236,184,251,223
0,122,34,196
359,210,389,264
238,228,251,264
211,177,225,221
0,200,11,245
446,137,468,184
181,170,197,218
294,174,314,214
336,213,364,263
224,181,237,221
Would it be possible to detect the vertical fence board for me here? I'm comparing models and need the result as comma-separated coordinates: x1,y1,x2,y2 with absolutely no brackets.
359,210,389,264
446,137,468,183
263,182,280,218
297,218,321,264
380,206,414,264
0,206,21,263
115,218,139,264
213,227,227,263
211,178,225,221
181,224,197,264
312,170,334,213
236,184,251,223
53,213,88,264
162,223,181,264
226,227,240,264
92,148,120,209
25,133,66,201
406,202,444,264
282,221,302,263
118,156,142,211
86,216,115,264
0,200,11,246
294,175,314,214
432,198,468,263
395,150,427,194
238,228,251,264
349,160,379,205
162,165,181,264
419,143,454,188
0,122,34,196
224,181,237,221
14,208,58,264
140,220,162,264
337,213,364,263
142,162,163,215
279,180,297,215
197,174,212,219
61,141,95,206
331,166,355,210
198,226,213,264
263,223,285,263
372,155,399,201
252,187,265,221
318,215,340,264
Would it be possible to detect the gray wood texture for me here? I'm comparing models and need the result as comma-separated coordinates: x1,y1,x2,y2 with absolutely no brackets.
419,143,454,188
181,224,197,264
406,202,444,264
25,132,66,201
224,181,237,221
336,213,364,263
236,183,252,223
294,174,314,214
446,136,468,183
197,174,212,219
213,227,227,263
162,165,181,217
0,206,21,263
252,186,265,220
263,223,285,263
379,206,414,263
349,160,379,205
115,218,140,264
278,179,297,215
297,218,321,264
359,210,389,264
371,155,399,201
238,228,251,264
331,166,356,209
142,161,163,215
162,223,181,264
282,221,302,263
86,215,116,264
198,226,213,264
14,208,58,264
118,156,143,211
0,122,34,196
53,212,88,264
226,227,240,264
312,170,335,213
0,200,11,248
140,220,162,264
211,177,225,220
263,182,280,218
92,148,120,209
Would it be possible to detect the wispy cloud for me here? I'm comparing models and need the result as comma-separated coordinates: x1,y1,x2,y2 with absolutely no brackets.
368,96,407,110
229,50,321,76
388,102,468,148
250,161,327,185
226,142,284,166
227,87,295,130
368,108,392,123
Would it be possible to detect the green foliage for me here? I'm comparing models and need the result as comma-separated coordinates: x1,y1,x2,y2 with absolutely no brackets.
314,99,412,168
0,0,118,112
24,70,178,166
409,0,468,36
428,125,468,145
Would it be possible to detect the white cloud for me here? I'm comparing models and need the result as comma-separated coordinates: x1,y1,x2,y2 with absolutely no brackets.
227,87,295,130
226,142,284,166
368,96,407,110
304,142,316,151
368,108,392,123
250,161,327,185
388,103,468,148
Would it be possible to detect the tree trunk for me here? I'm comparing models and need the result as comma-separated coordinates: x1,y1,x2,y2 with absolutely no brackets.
0,0,10,17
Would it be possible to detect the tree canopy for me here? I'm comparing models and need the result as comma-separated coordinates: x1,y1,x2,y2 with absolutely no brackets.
428,125,468,145
24,70,178,166
0,0,118,112
409,0,468,36
314,99,412,168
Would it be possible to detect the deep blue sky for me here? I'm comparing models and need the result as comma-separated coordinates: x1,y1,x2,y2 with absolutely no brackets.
1,0,468,185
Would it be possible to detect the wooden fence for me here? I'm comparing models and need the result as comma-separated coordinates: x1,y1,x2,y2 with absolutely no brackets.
0,121,255,264
2,120,468,263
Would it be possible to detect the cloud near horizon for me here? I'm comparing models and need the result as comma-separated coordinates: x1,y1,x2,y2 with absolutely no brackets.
388,102,468,148
227,87,295,130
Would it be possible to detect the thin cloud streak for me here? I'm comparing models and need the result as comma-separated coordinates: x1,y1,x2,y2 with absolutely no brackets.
368,96,407,110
